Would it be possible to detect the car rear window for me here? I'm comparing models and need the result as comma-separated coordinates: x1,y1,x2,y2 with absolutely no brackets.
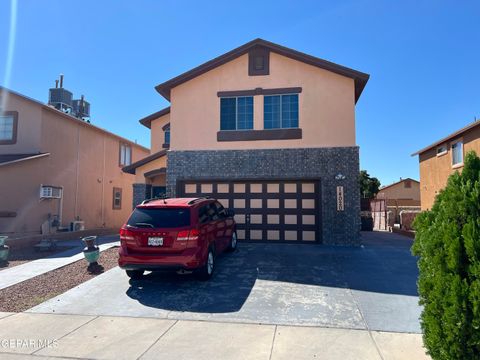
127,207,191,228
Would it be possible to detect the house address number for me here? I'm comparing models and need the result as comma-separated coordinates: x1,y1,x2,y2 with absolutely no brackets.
337,186,344,211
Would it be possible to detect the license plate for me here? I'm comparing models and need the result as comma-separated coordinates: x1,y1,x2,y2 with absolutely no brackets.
148,237,163,246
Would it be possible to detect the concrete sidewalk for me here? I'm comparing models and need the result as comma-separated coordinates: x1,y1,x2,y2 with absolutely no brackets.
0,312,430,360
0,235,119,290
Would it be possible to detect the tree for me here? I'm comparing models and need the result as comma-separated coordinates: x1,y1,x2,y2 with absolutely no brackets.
359,170,381,198
412,151,480,359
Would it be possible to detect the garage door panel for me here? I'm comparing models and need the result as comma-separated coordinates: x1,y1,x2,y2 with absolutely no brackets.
178,179,321,243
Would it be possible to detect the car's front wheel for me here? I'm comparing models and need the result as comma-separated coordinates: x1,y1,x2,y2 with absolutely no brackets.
126,269,144,280
197,247,215,281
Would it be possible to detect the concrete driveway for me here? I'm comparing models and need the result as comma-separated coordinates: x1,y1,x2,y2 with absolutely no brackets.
29,231,421,333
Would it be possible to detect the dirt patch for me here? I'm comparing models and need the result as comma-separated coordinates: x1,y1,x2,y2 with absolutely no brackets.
0,247,119,312
0,246,76,271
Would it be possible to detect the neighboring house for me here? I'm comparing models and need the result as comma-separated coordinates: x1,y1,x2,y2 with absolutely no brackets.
0,86,149,235
372,178,421,230
124,39,369,245
413,120,480,210
376,178,420,203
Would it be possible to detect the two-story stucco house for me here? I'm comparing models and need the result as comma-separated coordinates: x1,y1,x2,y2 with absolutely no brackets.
123,39,369,245
413,120,480,210
0,86,149,235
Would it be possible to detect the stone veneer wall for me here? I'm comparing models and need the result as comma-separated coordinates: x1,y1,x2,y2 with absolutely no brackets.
166,147,360,246
132,183,152,209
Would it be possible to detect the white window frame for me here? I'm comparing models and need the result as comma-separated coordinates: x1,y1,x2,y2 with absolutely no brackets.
119,143,132,166
451,139,463,168
436,144,447,157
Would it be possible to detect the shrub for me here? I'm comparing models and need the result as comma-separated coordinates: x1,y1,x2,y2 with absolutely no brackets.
412,151,480,359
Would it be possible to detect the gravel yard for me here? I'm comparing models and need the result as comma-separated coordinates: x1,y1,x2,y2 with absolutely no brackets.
0,247,119,312
0,245,75,270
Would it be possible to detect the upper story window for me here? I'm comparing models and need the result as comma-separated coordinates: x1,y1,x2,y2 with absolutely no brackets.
0,111,18,145
119,143,132,166
436,145,447,156
264,94,299,129
164,129,170,146
404,180,412,188
220,97,253,130
451,140,463,166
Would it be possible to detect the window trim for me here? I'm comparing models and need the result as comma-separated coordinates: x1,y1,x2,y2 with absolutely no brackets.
451,139,464,168
112,187,122,210
264,93,299,129
119,143,132,166
217,128,302,141
217,87,302,97
436,144,447,157
220,96,254,131
0,111,18,145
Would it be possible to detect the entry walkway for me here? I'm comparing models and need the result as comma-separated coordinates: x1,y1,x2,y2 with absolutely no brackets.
0,312,430,359
0,235,119,290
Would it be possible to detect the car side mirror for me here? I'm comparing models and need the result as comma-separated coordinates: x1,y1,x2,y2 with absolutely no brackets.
226,208,235,218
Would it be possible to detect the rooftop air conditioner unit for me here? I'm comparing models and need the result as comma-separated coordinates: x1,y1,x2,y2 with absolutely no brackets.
71,221,85,232
40,185,62,199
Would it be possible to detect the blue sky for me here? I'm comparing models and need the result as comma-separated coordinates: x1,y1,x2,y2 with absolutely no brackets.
0,0,479,186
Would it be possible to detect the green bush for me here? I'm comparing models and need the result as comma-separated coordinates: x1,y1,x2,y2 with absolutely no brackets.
412,151,480,359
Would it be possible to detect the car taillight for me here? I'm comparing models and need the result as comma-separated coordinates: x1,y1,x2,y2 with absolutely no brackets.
120,228,135,242
177,229,199,242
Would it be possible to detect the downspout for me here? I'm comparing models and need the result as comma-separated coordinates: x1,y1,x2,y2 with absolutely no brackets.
101,137,106,227
58,186,64,226
74,127,80,218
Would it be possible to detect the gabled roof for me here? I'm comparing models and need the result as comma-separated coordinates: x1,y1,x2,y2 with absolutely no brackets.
412,120,480,156
379,178,419,191
139,107,170,129
122,149,167,174
155,38,370,103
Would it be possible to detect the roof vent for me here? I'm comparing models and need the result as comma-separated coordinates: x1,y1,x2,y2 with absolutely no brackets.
48,74,73,113
48,74,91,122
72,95,90,122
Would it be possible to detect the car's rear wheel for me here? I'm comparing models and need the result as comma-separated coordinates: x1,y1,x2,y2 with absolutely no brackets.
227,231,237,252
126,269,144,280
197,247,215,281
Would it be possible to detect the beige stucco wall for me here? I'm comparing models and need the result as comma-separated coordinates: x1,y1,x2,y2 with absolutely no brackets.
0,95,149,234
150,113,169,153
0,91,42,153
134,155,167,184
168,52,356,150
419,125,480,210
376,181,420,201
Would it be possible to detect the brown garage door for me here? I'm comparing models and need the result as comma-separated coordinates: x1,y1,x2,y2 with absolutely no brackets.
178,180,321,243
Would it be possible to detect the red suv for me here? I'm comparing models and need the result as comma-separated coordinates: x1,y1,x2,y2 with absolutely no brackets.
119,198,237,280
